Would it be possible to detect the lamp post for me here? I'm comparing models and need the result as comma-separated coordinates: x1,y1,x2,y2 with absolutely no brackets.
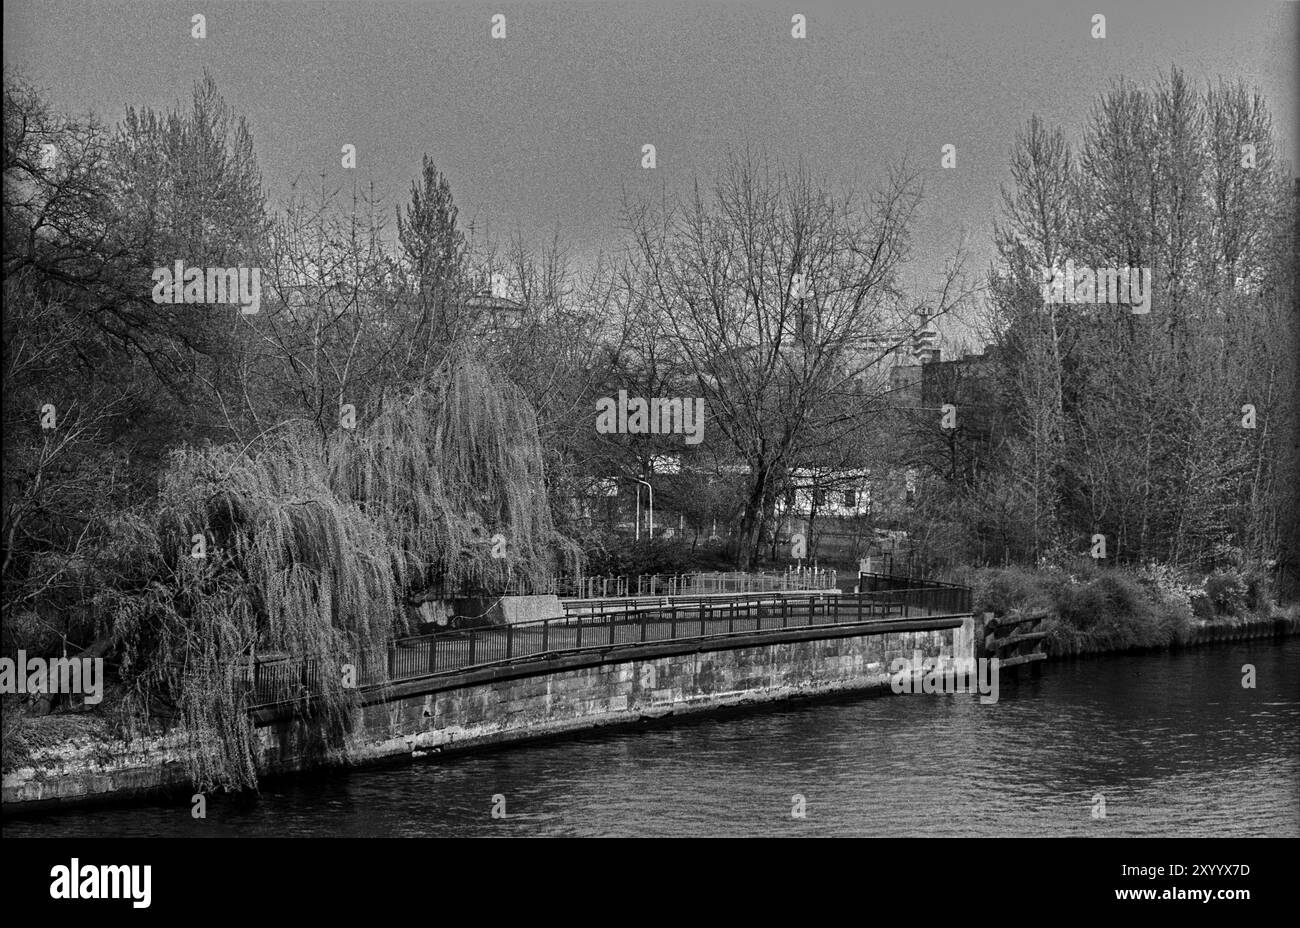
635,477,654,540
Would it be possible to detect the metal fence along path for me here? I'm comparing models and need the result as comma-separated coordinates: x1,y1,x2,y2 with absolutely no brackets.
243,582,971,709
548,568,840,599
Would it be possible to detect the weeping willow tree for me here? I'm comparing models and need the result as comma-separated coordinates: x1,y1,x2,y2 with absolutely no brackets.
339,357,574,596
100,356,574,792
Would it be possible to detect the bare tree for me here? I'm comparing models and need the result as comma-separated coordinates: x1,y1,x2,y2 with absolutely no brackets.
626,150,972,567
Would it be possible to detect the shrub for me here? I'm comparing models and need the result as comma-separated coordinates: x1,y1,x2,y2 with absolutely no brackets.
1046,571,1189,653
1052,578,1111,632
1190,592,1215,620
580,534,693,577
1241,567,1272,611
1204,568,1248,616
971,567,1050,617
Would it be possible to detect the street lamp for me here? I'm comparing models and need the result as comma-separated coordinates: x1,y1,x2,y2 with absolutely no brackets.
635,477,654,540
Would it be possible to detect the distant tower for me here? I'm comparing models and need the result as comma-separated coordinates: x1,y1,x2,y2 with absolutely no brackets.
911,309,941,364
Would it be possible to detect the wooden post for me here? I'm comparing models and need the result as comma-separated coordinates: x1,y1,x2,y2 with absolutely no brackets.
977,612,994,660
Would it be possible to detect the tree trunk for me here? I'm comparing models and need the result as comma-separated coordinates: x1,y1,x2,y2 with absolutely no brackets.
736,463,771,569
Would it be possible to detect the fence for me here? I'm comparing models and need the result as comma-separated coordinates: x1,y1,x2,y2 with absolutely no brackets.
554,568,838,599
978,609,1049,669
240,583,970,709
563,589,848,617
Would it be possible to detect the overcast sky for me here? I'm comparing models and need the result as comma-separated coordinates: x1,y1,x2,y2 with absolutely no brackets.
4,0,1297,338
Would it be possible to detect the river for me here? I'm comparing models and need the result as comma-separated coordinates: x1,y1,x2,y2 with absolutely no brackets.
5,638,1297,837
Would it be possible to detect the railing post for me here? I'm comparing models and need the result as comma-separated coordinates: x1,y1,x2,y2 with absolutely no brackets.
469,631,476,665
610,608,616,645
641,609,648,643
543,619,549,652
782,597,788,628
808,596,815,625
429,634,437,673
700,601,706,637
506,624,513,659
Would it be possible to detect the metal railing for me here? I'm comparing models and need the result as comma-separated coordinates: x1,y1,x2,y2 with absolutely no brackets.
562,589,844,617
554,568,839,599
240,583,969,709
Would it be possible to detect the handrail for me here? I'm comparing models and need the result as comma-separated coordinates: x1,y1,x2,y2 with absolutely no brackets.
552,568,840,599
560,588,841,615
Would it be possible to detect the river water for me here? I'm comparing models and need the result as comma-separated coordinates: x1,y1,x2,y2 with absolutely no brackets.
6,638,1298,837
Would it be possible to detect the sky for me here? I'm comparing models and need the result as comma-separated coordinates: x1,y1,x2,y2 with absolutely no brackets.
4,0,1297,344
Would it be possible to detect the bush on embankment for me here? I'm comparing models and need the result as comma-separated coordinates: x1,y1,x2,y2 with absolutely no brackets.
960,562,1287,657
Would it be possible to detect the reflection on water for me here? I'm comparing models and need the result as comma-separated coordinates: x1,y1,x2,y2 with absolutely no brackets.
6,638,1298,837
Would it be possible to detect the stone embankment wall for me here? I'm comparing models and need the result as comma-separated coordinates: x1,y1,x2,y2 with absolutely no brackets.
4,618,969,809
